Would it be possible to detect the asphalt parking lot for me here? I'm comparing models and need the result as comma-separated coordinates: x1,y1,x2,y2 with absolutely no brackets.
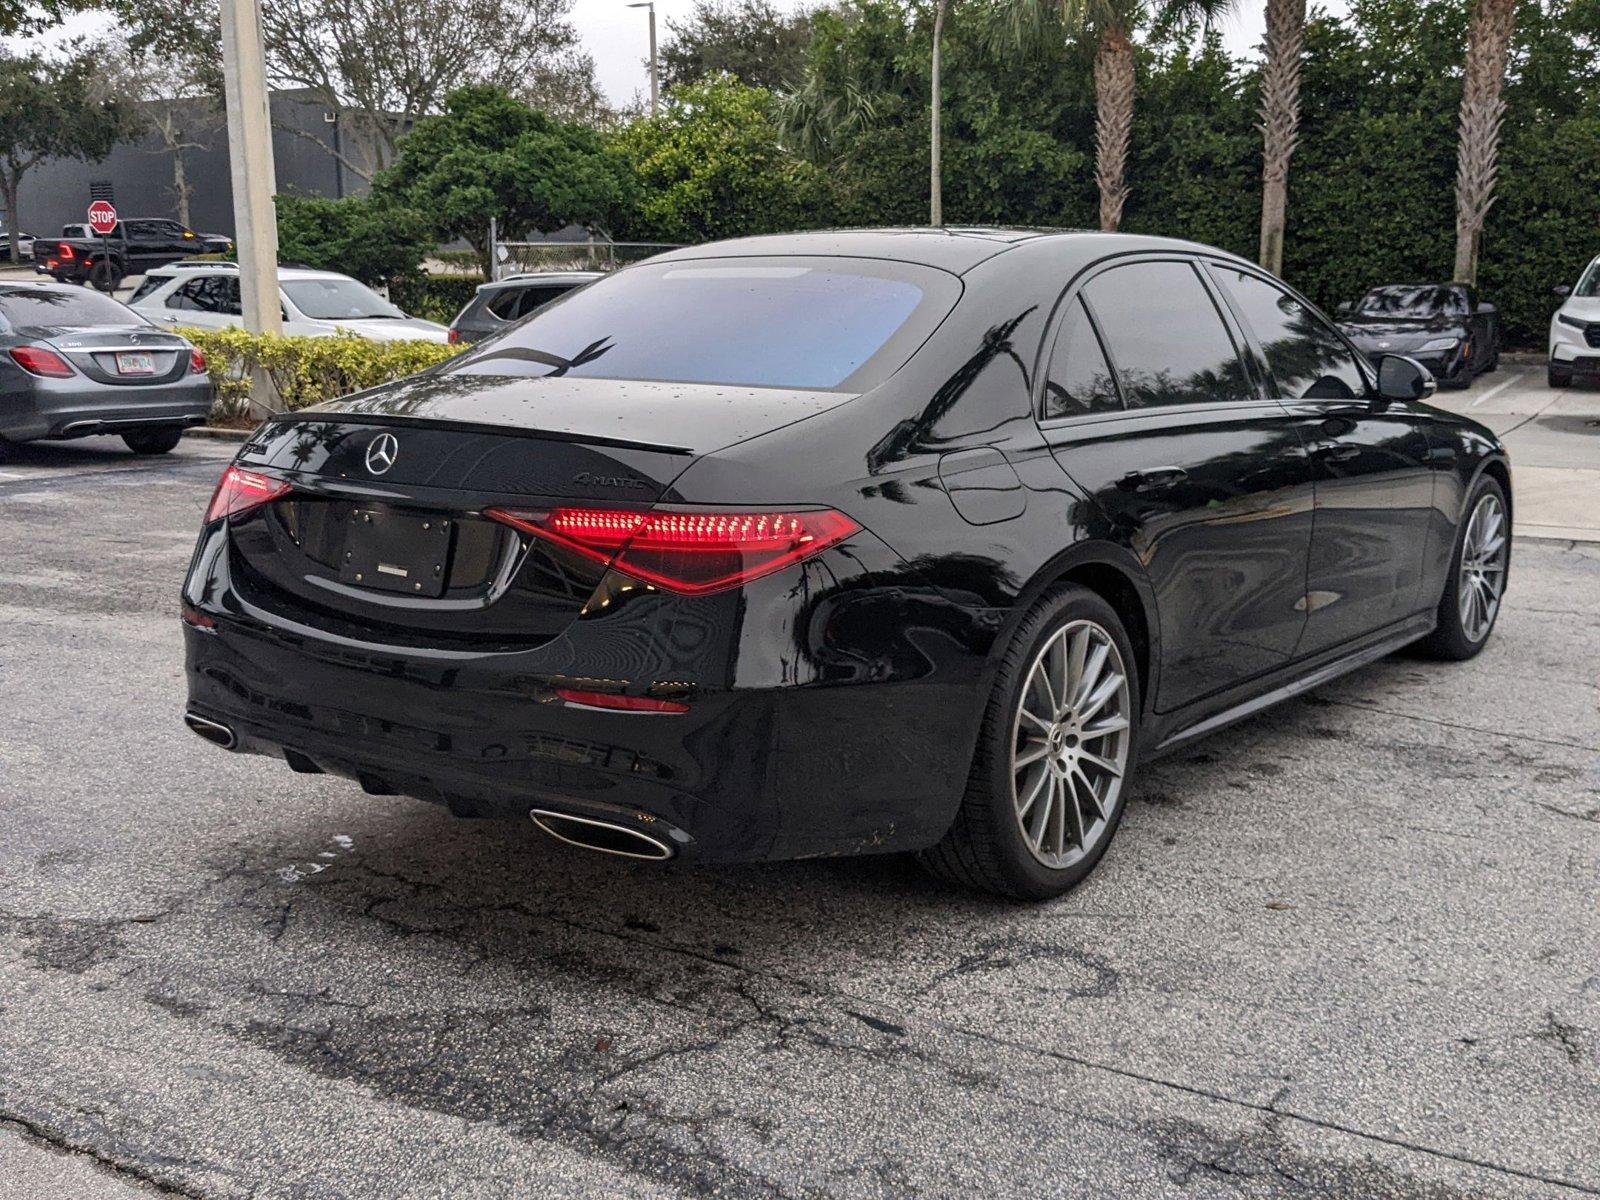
1,371,1596,1198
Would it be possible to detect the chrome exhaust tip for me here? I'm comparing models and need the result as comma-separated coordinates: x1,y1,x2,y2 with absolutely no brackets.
184,712,236,750
529,809,675,861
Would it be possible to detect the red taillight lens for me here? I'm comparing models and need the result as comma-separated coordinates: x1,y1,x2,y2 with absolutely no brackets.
446,327,460,345
554,688,688,713
9,346,74,377
205,465,291,523
189,347,207,373
58,242,75,261
487,506,861,596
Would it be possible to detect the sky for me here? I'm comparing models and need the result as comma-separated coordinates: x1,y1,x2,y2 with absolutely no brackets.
10,1,1353,110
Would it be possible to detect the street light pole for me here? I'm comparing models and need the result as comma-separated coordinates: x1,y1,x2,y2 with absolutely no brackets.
219,0,282,407
627,1,659,117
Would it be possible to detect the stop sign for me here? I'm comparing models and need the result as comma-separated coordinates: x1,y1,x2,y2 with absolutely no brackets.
87,200,118,236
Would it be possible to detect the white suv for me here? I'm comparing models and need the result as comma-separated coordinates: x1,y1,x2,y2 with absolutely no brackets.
128,263,449,344
1549,254,1600,387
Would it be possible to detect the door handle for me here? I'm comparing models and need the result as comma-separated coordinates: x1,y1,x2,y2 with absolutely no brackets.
1315,443,1361,463
1117,466,1188,493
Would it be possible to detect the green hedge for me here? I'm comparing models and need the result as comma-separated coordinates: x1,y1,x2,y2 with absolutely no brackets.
179,327,464,418
390,274,484,324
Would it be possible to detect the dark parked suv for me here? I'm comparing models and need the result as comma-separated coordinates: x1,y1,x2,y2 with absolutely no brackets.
447,272,601,344
182,229,1510,900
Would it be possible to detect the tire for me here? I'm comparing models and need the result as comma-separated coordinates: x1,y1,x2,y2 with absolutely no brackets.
1440,358,1472,390
1548,363,1573,389
88,258,123,293
0,435,13,465
1417,475,1510,661
917,585,1141,901
122,428,183,455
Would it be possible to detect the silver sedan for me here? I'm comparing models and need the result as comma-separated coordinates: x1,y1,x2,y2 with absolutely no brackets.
0,282,213,462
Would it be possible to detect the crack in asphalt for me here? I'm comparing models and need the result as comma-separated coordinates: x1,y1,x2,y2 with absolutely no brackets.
1312,696,1600,753
0,1114,211,1198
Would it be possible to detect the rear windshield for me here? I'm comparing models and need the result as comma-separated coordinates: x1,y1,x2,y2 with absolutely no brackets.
447,257,960,391
0,288,145,329
1357,285,1465,318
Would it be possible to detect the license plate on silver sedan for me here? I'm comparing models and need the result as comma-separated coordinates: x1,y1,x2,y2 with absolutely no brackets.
115,352,156,375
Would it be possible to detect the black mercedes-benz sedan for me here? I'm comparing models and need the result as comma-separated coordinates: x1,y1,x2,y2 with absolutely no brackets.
181,229,1511,900
1335,283,1500,388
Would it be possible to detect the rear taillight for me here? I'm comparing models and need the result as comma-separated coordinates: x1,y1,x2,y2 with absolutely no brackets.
58,242,75,261
554,688,688,713
205,465,291,523
8,346,74,377
189,347,207,373
486,506,861,596
446,327,460,345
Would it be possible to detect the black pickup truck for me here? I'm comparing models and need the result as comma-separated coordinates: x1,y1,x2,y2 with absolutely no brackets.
37,218,232,291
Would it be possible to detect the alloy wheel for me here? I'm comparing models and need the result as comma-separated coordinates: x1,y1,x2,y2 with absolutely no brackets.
1458,492,1508,643
1010,620,1132,869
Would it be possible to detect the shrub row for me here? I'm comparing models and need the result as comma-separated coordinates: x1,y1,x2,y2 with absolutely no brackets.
389,274,484,324
177,327,464,419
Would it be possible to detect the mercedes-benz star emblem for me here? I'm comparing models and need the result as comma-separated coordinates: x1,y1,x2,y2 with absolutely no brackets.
365,432,399,475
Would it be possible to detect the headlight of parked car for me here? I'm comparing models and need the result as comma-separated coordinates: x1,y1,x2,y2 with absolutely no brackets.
1418,337,1461,353
1557,312,1588,329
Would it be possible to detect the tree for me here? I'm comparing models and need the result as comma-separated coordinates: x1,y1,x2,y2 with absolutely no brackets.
0,49,133,263
996,0,1235,230
375,86,634,276
93,44,220,228
660,0,817,90
1452,0,1516,284
614,77,834,242
1257,0,1305,274
120,0,600,184
275,195,435,284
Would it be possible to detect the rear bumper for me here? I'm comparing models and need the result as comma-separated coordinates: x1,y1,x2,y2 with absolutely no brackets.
1,376,213,441
181,523,990,864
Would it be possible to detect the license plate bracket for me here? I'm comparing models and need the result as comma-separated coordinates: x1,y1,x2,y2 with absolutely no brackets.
115,351,155,375
338,508,453,597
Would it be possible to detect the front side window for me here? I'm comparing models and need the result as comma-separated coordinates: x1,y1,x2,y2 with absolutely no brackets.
1574,259,1600,298
1081,262,1253,408
448,257,961,392
1214,267,1366,401
1042,297,1121,418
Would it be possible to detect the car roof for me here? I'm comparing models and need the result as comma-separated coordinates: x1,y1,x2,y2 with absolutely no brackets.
648,227,1252,275
146,263,351,282
0,280,112,297
480,271,605,291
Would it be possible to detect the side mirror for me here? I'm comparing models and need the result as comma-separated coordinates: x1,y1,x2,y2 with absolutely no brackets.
1375,354,1435,405
1554,284,1572,298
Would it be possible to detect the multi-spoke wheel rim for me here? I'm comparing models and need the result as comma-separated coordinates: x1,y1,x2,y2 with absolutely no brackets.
1010,620,1132,870
1459,493,1508,643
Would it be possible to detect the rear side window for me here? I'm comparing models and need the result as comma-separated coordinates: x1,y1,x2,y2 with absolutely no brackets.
1081,262,1253,408
1043,298,1122,418
0,287,143,328
451,258,961,392
1213,267,1366,401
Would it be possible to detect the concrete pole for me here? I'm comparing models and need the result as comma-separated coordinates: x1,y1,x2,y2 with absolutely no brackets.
219,0,283,413
648,4,658,118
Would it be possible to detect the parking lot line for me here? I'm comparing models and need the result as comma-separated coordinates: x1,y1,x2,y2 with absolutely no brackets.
1471,370,1528,406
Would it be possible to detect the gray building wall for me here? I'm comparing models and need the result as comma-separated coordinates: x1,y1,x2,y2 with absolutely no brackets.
9,89,380,239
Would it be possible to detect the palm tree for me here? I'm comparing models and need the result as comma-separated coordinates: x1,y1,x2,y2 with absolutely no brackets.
930,0,950,225
1257,0,1305,275
997,0,1235,232
1452,0,1517,285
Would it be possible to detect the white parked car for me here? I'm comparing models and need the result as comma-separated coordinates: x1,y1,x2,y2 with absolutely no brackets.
1549,254,1600,387
128,263,449,343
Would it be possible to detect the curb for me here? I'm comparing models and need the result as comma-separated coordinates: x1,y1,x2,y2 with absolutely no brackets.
184,426,255,443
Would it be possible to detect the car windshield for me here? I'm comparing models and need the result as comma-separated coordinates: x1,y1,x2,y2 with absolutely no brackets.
447,257,959,391
1357,285,1465,318
0,288,146,328
1573,260,1600,298
283,278,405,321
